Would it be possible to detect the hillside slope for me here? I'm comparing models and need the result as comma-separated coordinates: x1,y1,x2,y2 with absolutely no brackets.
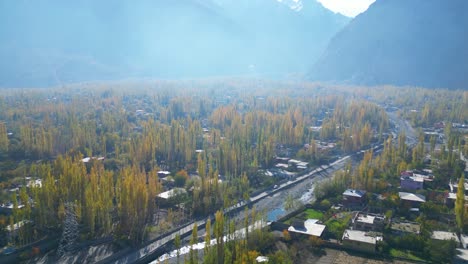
309,0,468,89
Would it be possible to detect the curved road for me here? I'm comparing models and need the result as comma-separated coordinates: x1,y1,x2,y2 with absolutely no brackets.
103,155,353,264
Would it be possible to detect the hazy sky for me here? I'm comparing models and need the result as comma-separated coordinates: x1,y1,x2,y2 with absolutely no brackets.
317,0,376,17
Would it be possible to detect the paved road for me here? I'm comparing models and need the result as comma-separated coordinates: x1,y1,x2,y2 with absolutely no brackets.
250,156,351,203
387,111,417,146
105,156,352,264
130,110,413,264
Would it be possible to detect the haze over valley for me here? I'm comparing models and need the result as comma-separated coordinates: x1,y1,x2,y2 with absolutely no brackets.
0,1,467,264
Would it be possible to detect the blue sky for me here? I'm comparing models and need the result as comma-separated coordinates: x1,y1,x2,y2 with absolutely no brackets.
317,0,376,17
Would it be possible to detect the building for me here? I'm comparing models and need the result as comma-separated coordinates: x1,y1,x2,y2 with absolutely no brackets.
156,188,187,207
157,188,187,200
352,213,385,232
461,234,468,249
157,171,171,178
342,229,383,253
288,159,308,170
431,231,460,243
399,192,426,208
275,163,289,169
400,176,424,190
390,220,421,235
26,178,42,188
6,220,31,241
343,189,367,207
449,179,468,195
0,202,25,215
445,192,468,207
288,219,326,238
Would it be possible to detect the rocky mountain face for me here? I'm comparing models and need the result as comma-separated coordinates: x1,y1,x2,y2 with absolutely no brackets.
309,0,468,90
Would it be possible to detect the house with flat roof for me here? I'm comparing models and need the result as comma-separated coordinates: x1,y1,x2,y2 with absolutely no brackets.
390,220,421,235
352,213,385,232
288,219,326,238
256,256,269,263
342,229,383,253
156,188,187,207
431,231,460,243
400,176,424,190
288,159,308,171
157,188,187,200
157,171,171,178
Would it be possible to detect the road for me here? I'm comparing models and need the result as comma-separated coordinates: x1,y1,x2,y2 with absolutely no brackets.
101,155,352,264
387,111,418,146
137,110,414,264
102,109,413,264
250,156,351,204
148,156,354,263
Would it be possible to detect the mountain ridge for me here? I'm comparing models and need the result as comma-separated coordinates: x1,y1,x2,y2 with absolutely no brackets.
309,0,468,90
0,0,349,88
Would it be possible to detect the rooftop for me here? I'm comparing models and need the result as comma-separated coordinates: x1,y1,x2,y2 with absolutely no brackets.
399,192,426,203
446,192,468,200
288,159,301,164
26,179,42,188
342,229,383,245
431,231,459,242
288,219,326,237
343,189,366,198
461,234,468,248
355,213,384,225
391,220,421,234
81,156,105,163
401,176,424,183
6,220,31,232
275,163,289,169
157,188,187,199
449,180,468,192
157,171,171,176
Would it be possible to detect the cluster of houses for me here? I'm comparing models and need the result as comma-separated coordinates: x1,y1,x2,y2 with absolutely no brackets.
274,157,309,172
400,169,434,190
281,177,468,256
0,177,44,243
423,121,468,144
399,168,468,208
304,140,337,152
284,208,464,255
0,177,42,214
339,183,468,253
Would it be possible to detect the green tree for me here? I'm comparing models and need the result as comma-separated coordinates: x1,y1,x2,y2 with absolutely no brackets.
214,211,225,264
204,219,215,263
189,223,198,264
174,170,189,188
456,176,465,232
0,122,8,152
174,233,181,264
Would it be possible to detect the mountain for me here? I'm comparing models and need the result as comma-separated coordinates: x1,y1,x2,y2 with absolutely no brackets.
0,0,349,88
309,0,468,90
